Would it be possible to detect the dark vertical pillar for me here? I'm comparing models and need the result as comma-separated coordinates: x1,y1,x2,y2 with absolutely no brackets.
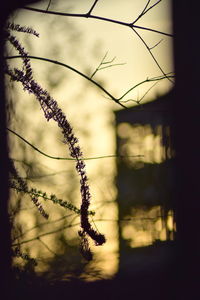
0,1,40,298
172,2,200,298
0,5,12,298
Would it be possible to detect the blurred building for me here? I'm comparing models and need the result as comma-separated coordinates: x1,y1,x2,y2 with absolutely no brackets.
115,90,176,271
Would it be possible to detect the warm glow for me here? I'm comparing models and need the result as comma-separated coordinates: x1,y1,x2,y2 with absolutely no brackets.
7,0,173,281
121,207,174,248
118,123,173,165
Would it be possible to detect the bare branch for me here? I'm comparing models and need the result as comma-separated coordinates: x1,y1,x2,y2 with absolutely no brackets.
46,0,52,11
13,213,77,241
86,0,99,16
118,73,174,101
7,127,143,161
132,0,151,24
149,39,163,50
131,27,173,83
22,6,172,37
142,0,162,19
5,55,174,106
11,221,81,247
37,237,57,255
132,0,162,25
90,52,125,79
5,55,127,108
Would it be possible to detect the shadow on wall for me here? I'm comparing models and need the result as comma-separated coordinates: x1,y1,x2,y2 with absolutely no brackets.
114,90,176,276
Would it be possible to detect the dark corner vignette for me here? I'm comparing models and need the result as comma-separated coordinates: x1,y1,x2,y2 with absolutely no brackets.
172,2,200,299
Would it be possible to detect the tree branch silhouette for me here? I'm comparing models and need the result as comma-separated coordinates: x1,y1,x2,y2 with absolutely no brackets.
22,6,172,37
21,0,173,82
5,55,174,106
132,0,162,25
5,55,127,108
7,127,144,161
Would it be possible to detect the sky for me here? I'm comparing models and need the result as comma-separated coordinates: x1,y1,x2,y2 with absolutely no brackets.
7,0,174,280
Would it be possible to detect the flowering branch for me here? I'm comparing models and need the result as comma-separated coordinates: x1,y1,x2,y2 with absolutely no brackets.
9,159,49,219
5,24,105,259
10,181,94,216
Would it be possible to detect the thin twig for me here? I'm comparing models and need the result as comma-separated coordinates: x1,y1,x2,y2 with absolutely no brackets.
132,0,151,25
132,0,162,25
131,27,173,83
37,237,57,255
137,81,159,103
7,127,143,160
11,222,81,246
118,73,175,101
22,6,173,37
120,81,159,104
12,214,168,247
87,0,99,16
141,0,162,19
13,213,76,241
21,3,172,81
5,55,174,105
46,0,52,11
90,52,125,79
5,55,127,109
149,39,163,50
